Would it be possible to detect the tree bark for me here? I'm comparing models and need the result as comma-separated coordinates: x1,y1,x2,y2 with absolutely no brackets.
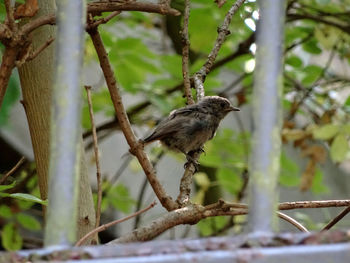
18,0,97,244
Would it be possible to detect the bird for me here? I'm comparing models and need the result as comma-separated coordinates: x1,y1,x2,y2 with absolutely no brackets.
142,96,240,169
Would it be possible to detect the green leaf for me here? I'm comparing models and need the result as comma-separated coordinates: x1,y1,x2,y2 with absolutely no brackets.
16,213,41,231
9,193,48,206
1,223,23,251
285,55,303,68
302,39,322,54
341,124,350,135
197,216,227,236
0,181,16,192
0,205,12,218
330,134,349,162
312,124,340,140
279,152,300,187
217,168,242,195
107,184,135,213
301,65,323,85
0,73,20,126
311,168,329,194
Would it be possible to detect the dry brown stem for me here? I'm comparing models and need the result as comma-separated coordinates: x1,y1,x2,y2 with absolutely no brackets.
181,0,194,105
76,201,156,246
87,26,177,211
85,86,103,230
0,157,26,185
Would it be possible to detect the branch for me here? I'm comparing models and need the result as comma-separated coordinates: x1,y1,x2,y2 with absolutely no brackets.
197,0,246,80
277,211,309,233
21,1,180,35
322,206,350,231
0,157,26,185
26,37,55,62
4,0,15,30
111,199,350,243
181,0,194,105
76,201,156,246
86,11,121,30
287,13,350,35
0,47,19,110
85,86,103,230
87,1,181,16
87,26,177,211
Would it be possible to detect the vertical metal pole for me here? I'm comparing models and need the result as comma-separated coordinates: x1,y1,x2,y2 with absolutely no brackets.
44,1,86,246
248,0,286,233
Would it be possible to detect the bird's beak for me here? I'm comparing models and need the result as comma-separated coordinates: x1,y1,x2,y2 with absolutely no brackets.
227,106,240,112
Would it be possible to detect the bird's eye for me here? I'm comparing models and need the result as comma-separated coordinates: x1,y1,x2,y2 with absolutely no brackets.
220,102,226,108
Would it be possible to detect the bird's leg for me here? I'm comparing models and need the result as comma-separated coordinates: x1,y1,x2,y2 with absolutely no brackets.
184,150,200,172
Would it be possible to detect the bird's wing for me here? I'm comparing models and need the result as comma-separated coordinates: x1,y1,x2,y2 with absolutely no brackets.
169,104,206,119
143,104,208,143
142,115,185,143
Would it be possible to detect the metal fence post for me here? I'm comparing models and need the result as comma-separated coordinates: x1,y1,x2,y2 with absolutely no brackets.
248,0,286,233
44,1,86,246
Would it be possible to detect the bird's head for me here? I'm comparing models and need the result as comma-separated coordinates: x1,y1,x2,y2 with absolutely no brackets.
199,96,240,119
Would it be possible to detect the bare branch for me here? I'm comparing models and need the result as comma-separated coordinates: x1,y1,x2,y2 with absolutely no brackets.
86,11,121,30
4,0,15,29
322,206,350,231
87,26,177,211
277,212,309,233
0,157,26,185
112,199,350,243
197,0,246,81
76,201,156,246
278,200,350,210
85,86,103,230
0,47,19,110
26,37,55,62
21,1,180,35
20,13,56,35
181,0,194,105
193,74,205,101
87,1,181,16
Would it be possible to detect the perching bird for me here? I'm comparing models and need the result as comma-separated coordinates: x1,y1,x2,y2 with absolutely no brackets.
142,96,240,169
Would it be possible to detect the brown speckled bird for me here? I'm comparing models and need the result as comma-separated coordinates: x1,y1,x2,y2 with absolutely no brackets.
142,96,240,168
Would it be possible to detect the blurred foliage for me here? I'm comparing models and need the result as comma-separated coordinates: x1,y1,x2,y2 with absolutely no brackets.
0,166,43,250
1,0,350,249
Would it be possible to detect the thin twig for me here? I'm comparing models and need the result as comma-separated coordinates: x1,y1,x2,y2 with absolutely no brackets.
86,11,121,30
27,37,55,62
181,0,194,105
85,86,103,229
4,0,15,30
87,26,177,211
194,74,205,101
75,201,157,246
322,206,350,231
134,151,164,228
176,0,246,207
197,0,246,80
87,1,181,16
134,177,149,229
278,200,350,210
277,211,309,232
0,157,26,185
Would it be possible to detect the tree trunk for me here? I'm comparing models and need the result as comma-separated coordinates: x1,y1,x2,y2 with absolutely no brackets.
18,0,97,244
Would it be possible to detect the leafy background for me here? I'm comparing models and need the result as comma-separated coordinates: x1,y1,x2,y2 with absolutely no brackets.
1,0,350,250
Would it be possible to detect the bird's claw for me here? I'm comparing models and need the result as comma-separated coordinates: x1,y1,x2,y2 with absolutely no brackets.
184,155,199,172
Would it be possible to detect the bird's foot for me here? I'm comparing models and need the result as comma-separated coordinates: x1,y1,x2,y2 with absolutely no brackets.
184,154,199,172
